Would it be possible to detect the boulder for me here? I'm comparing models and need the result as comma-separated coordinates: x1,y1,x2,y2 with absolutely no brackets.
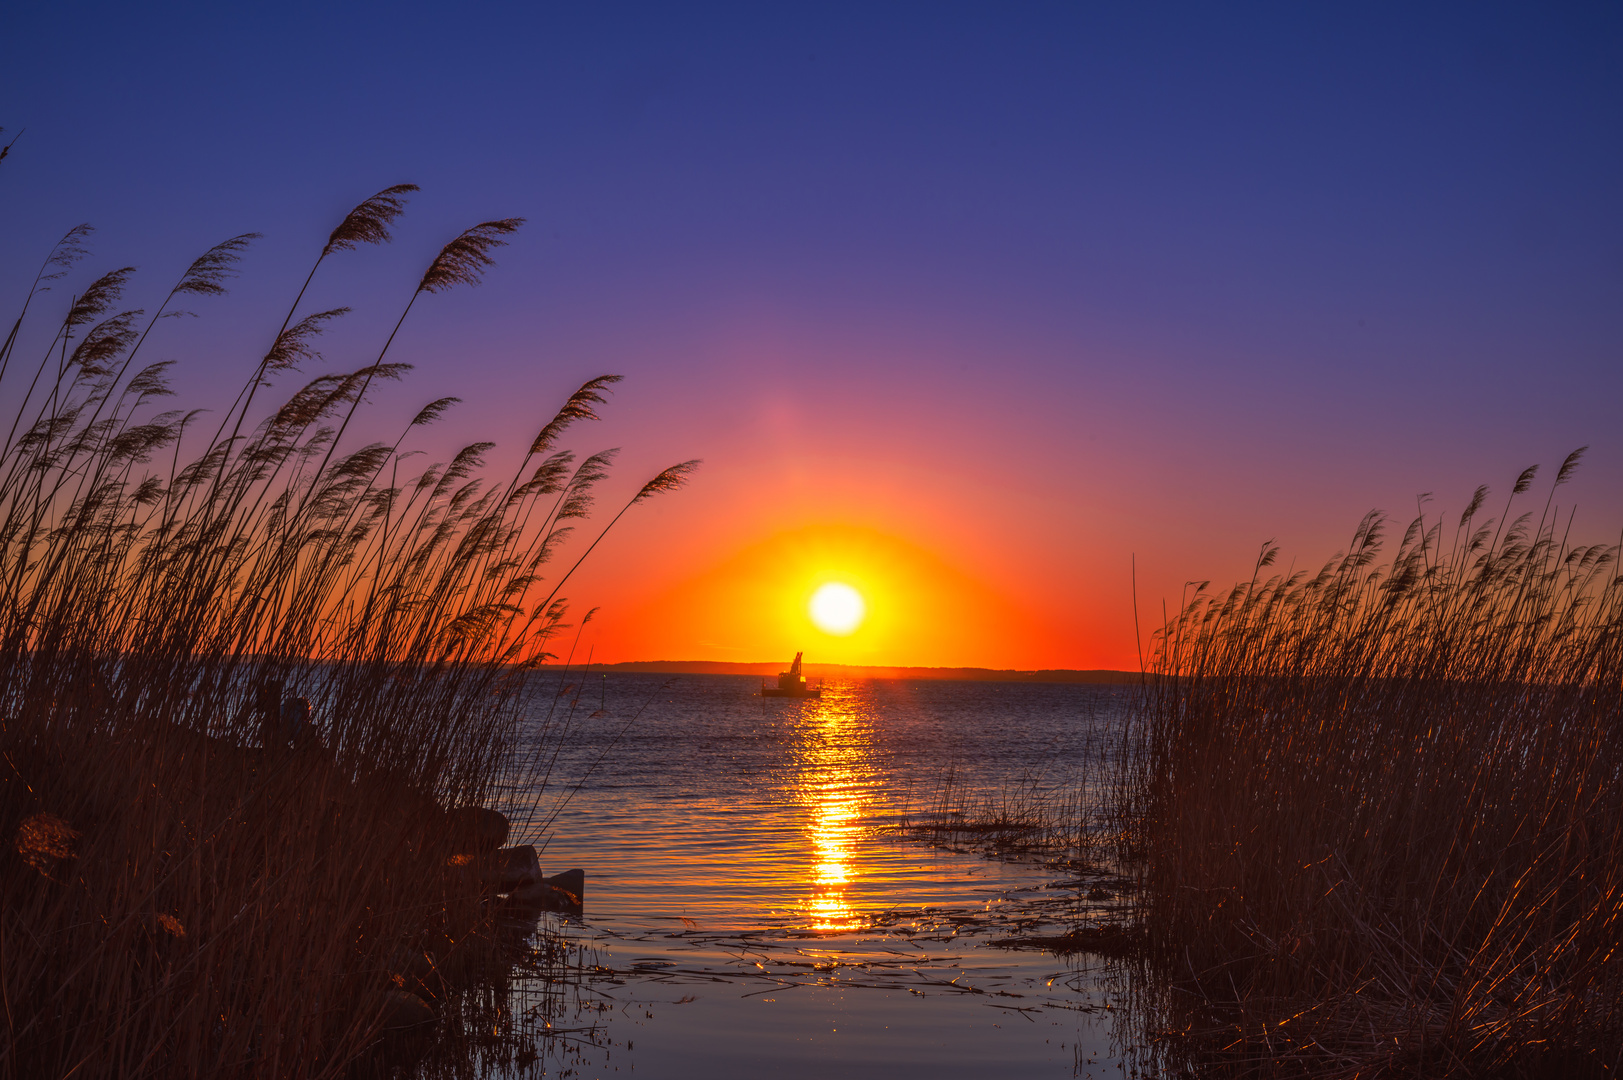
441,854,483,899
447,806,508,851
491,844,540,892
506,868,585,914
546,868,585,903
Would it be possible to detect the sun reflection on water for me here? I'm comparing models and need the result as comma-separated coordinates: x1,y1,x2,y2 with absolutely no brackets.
795,685,877,929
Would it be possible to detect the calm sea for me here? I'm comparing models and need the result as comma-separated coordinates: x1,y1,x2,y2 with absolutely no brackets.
491,674,1134,1079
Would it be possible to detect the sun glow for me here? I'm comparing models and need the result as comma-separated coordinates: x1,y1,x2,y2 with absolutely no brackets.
809,583,866,635
595,524,1041,666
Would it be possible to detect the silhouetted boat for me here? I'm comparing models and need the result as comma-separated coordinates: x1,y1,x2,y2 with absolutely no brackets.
761,652,822,698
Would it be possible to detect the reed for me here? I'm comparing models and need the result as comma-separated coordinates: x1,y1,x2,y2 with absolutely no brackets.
900,745,1116,869
1111,455,1623,1077
0,190,693,1078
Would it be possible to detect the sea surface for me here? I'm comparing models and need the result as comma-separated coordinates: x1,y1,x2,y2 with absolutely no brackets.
488,673,1135,1079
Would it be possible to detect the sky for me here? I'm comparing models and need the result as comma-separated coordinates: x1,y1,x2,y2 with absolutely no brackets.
3,2,1621,669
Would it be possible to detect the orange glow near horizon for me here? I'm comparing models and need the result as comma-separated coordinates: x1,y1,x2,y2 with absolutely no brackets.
587,522,1070,668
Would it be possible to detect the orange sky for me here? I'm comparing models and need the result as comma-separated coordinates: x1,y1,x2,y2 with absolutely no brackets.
543,361,1137,671
583,523,1055,669
517,343,1623,673
537,382,1148,673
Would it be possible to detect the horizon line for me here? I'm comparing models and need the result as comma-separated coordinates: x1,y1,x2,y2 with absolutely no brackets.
544,659,1142,684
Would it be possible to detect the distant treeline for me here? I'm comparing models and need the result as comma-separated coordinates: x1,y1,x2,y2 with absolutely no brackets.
554,660,1142,684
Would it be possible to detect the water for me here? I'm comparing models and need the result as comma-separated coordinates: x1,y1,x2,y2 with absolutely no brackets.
492,674,1133,1078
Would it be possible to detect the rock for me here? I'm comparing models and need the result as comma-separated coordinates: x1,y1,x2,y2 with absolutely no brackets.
506,868,585,914
441,853,483,899
447,806,508,851
492,844,541,891
546,868,585,903
506,881,574,913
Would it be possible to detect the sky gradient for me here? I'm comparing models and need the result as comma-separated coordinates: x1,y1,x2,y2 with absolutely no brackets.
4,2,1622,668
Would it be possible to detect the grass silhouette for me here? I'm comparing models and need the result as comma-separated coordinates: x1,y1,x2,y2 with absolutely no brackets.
1113,455,1623,1077
0,188,693,1077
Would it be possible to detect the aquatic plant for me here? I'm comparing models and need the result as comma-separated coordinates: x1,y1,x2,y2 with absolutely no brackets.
0,187,693,1077
1113,455,1623,1077
899,728,1121,871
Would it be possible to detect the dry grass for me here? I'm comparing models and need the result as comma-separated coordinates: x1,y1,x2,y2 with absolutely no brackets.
1111,454,1623,1078
0,191,692,1078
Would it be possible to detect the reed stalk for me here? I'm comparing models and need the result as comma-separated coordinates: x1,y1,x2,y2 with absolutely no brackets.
0,190,693,1078
1112,455,1623,1077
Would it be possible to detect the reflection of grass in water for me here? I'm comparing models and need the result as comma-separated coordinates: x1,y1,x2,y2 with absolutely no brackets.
0,188,691,1077
1112,455,1623,1078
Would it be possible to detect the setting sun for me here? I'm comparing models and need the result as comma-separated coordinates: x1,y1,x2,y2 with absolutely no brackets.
809,583,866,635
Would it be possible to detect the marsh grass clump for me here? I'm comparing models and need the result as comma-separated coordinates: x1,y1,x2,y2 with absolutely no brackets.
0,190,693,1078
901,727,1121,870
901,764,1086,857
1113,454,1623,1077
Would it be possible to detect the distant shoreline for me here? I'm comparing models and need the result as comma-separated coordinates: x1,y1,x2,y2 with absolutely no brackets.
549,660,1142,684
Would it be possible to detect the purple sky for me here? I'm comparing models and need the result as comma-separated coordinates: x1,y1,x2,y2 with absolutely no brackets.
4,2,1621,666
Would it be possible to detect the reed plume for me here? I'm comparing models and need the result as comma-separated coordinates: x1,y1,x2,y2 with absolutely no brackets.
1113,455,1623,1078
418,219,525,294
0,191,689,1079
169,232,259,299
322,183,419,255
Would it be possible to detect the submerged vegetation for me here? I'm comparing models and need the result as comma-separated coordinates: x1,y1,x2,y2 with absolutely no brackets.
0,187,693,1077
1113,457,1623,1077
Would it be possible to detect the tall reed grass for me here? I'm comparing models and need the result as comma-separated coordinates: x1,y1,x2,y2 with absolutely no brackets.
0,188,693,1078
1112,455,1623,1077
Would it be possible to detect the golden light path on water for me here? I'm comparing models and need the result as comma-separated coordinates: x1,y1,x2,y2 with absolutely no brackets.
796,683,874,929
502,675,1129,1078
517,674,1125,931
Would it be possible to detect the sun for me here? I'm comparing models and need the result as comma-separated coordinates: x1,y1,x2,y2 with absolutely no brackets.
809,583,866,635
